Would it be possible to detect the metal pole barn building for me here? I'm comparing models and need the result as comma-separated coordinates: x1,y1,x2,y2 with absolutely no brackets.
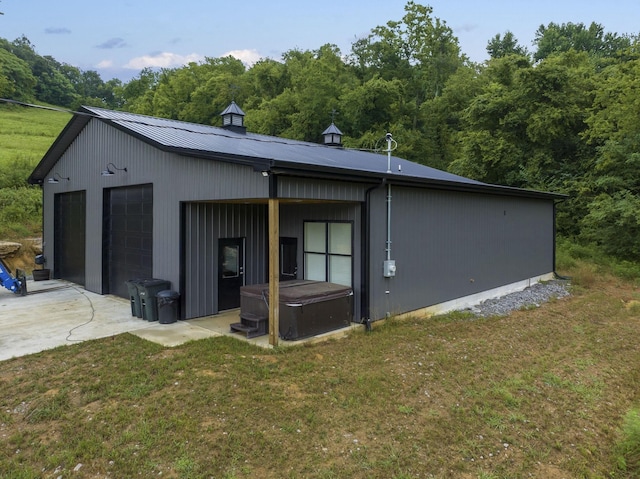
29,105,564,343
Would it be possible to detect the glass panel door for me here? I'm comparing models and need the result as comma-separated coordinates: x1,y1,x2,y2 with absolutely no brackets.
218,237,245,310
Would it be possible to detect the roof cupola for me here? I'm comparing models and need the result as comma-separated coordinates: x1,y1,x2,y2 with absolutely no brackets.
220,100,246,134
322,109,343,146
322,122,343,147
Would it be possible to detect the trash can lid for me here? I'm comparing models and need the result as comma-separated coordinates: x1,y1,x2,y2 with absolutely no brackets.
156,289,180,299
141,278,170,286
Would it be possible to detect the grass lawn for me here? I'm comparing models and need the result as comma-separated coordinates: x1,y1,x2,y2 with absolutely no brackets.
1,260,639,478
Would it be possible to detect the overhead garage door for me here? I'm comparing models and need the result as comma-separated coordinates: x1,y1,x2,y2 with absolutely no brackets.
54,190,86,285
104,184,153,298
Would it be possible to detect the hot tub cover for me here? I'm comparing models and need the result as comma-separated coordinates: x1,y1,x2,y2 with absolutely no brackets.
240,280,353,306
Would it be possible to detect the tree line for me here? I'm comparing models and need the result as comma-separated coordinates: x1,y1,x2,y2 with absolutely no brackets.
1,1,640,260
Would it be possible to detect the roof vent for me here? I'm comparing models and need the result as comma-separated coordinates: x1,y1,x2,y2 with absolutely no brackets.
220,100,246,133
322,122,343,147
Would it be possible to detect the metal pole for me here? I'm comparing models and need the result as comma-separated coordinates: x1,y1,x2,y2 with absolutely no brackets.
386,133,392,174
386,133,392,260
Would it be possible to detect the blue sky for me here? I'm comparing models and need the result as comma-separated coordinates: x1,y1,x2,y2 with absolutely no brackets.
1,0,639,82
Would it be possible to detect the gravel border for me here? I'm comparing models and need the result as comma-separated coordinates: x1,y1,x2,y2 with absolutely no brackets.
466,279,571,318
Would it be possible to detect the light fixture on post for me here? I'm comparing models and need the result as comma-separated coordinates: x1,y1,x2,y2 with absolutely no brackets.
47,173,70,184
101,163,128,176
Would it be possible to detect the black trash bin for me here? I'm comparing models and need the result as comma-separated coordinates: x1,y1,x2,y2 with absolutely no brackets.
125,279,144,317
157,290,180,324
138,279,171,321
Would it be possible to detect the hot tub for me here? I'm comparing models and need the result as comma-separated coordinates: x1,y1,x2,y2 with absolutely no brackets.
239,280,353,340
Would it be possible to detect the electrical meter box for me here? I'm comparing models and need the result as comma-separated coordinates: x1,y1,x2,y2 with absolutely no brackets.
383,259,396,277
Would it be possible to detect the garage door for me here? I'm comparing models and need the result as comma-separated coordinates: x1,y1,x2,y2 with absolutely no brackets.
104,184,153,298
54,190,86,285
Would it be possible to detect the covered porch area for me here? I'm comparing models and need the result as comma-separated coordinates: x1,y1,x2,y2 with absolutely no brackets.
182,197,363,346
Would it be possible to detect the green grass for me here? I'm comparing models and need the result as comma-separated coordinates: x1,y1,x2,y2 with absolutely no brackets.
1,252,640,477
0,104,69,238
615,409,640,475
0,104,70,166
556,236,640,283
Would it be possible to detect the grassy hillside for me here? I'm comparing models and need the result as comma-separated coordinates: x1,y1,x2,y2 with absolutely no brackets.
0,104,69,239
0,104,70,166
1,251,639,478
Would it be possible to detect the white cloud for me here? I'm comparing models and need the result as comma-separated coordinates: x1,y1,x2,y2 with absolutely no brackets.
118,49,263,74
222,49,262,66
96,60,114,68
124,52,205,70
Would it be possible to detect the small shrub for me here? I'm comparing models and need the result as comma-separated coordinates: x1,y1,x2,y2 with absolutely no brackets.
0,186,42,238
612,260,640,281
0,155,35,188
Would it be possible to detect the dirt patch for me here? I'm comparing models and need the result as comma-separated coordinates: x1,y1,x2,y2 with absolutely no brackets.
0,238,41,274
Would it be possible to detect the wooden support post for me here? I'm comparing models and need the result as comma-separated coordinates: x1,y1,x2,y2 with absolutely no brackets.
268,198,280,346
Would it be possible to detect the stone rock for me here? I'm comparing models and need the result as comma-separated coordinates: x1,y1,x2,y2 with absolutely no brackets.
25,238,43,255
0,241,22,258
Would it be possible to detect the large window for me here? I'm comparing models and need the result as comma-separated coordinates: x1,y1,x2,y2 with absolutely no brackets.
304,221,352,286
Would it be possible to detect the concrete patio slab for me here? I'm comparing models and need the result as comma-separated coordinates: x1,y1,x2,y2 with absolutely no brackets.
0,279,226,361
130,321,224,347
0,279,362,361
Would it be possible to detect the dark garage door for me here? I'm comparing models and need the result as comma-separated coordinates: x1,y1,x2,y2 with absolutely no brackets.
104,184,153,298
54,190,86,285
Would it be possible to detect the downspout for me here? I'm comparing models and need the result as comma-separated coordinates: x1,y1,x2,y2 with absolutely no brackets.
269,170,278,199
362,178,386,331
38,182,47,275
362,133,397,330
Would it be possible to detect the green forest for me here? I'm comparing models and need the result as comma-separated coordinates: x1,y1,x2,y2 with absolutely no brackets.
2,1,640,261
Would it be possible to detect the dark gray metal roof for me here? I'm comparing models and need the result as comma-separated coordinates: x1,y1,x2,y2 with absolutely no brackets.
29,106,565,199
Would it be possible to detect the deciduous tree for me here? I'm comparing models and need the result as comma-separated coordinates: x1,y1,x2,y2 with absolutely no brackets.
487,31,529,59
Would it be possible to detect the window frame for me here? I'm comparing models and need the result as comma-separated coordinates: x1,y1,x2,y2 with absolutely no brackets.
303,220,353,287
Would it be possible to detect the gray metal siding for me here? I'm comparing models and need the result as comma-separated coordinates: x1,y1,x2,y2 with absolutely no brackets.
183,202,362,320
280,202,362,321
42,119,270,294
368,186,555,320
183,203,268,319
41,117,557,331
278,177,368,201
